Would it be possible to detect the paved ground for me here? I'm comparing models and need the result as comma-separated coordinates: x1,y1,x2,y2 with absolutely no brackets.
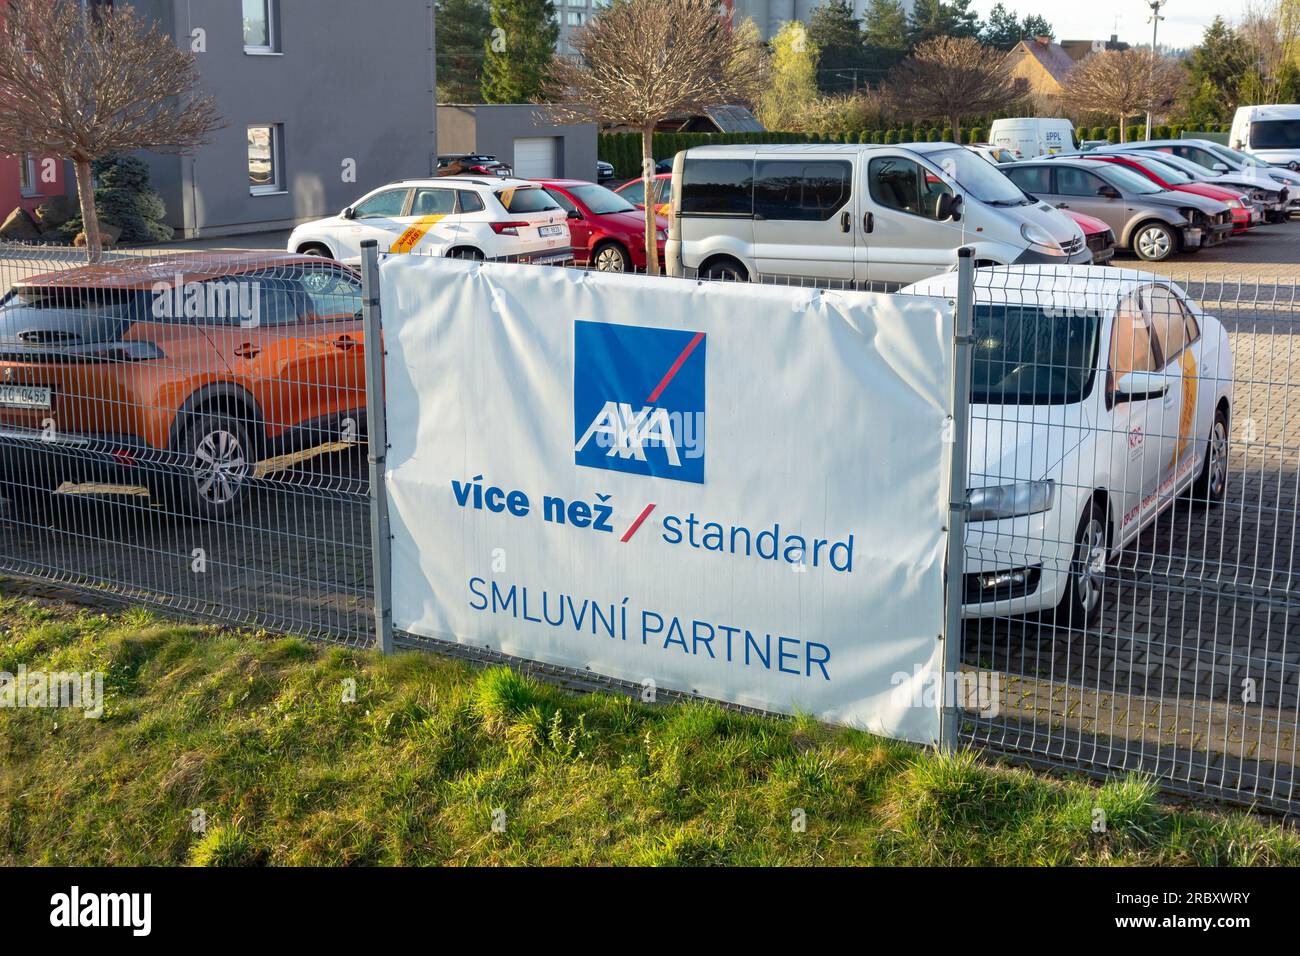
6,224,1300,809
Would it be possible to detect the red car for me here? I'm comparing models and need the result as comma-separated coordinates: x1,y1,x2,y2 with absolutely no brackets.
535,179,668,272
1076,154,1253,233
614,173,671,218
1062,210,1115,265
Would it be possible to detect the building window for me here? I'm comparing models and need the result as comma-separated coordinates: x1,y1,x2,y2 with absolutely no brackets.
248,124,283,194
18,154,38,197
567,10,583,24
243,0,278,53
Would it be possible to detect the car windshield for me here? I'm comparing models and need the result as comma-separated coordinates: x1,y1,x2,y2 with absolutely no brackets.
497,187,560,213
1097,163,1163,194
1250,120,1300,150
929,147,1028,204
1135,156,1193,184
567,184,637,214
971,304,1099,405
1206,143,1250,168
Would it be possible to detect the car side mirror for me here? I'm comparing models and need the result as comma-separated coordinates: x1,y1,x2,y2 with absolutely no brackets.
567,208,583,220
342,207,355,220
1114,370,1170,402
936,192,963,221
1098,184,1122,199
1213,163,1228,172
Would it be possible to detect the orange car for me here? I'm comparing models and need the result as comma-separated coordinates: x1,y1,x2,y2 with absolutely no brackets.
0,252,365,516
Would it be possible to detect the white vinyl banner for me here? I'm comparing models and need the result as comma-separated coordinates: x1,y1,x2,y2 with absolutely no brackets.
381,257,954,744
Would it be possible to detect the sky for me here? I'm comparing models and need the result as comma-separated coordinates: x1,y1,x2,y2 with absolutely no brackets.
969,0,1230,50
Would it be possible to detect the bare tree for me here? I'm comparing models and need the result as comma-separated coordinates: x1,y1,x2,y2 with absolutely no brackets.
542,0,766,274
884,36,1024,143
0,0,222,259
1239,0,1300,103
1061,48,1182,142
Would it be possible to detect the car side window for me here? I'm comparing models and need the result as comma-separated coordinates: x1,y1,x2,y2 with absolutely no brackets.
619,181,646,206
455,190,485,214
545,188,577,213
1005,165,1051,195
1146,285,1189,363
300,269,361,320
753,160,852,221
410,188,457,217
1109,292,1157,394
352,189,409,219
652,179,669,203
1056,167,1107,197
868,157,951,219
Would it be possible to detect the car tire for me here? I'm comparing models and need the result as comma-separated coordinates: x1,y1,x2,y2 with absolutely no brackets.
701,259,748,282
591,242,631,273
1055,500,1109,628
1132,222,1176,261
1189,406,1229,506
297,244,330,257
169,414,256,518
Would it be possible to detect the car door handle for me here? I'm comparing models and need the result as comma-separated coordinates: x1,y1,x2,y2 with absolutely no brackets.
332,335,357,351
233,342,261,358
840,210,851,232
863,211,874,233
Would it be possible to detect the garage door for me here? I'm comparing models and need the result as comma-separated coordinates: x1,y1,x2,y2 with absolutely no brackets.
513,137,557,179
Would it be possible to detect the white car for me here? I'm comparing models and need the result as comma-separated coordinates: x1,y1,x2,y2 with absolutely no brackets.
904,266,1232,625
287,176,572,264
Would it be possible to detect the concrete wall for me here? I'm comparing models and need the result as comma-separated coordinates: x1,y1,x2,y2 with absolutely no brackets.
437,105,599,182
124,0,437,238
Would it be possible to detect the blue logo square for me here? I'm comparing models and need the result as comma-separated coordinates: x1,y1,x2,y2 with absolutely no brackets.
573,320,706,484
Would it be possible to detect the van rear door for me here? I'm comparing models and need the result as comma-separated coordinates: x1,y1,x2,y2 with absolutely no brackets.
750,156,856,281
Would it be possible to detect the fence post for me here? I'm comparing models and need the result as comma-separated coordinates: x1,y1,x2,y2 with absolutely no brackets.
360,240,394,655
939,246,975,751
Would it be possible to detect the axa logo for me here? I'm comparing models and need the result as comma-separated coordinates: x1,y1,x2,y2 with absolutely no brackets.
573,320,706,484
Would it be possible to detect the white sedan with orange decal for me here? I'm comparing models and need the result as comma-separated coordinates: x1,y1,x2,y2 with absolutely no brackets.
287,176,571,265
905,266,1232,626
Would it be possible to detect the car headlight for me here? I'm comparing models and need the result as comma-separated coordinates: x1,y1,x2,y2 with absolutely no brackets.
1226,198,1243,208
1021,222,1065,254
967,480,1056,521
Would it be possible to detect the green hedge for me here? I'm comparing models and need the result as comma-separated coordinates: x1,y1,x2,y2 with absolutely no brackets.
597,122,1237,177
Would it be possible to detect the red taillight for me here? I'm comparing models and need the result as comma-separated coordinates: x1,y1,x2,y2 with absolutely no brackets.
490,221,531,235
109,449,136,466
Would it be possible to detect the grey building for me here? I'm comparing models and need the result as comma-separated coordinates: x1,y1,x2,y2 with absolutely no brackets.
556,0,607,54
438,105,598,181
732,0,915,41
119,0,437,238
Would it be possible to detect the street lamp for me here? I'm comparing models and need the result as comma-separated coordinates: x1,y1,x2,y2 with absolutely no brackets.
1144,0,1166,141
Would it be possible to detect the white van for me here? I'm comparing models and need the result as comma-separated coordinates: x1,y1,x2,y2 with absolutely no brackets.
989,117,1078,158
1230,104,1300,170
664,143,1089,286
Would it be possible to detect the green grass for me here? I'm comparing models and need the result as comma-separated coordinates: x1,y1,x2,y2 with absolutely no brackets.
0,592,1296,866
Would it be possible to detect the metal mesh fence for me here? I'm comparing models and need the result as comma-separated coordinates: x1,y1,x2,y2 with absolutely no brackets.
4,239,1300,812
0,241,373,644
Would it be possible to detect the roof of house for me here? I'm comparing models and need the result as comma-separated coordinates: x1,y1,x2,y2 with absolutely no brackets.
1007,37,1077,89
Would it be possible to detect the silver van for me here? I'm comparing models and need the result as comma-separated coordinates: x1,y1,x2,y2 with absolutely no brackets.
664,143,1090,286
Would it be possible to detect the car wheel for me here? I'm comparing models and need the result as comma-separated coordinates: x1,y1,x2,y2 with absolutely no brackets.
1133,222,1176,261
701,259,748,282
171,414,255,518
298,244,330,257
1190,406,1229,505
592,242,631,273
1056,501,1108,628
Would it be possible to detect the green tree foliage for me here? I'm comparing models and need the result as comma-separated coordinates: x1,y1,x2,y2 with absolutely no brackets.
758,21,820,130
436,0,493,103
59,155,172,243
907,0,981,48
808,0,868,94
481,0,558,103
1173,17,1249,126
862,0,909,74
978,4,1051,51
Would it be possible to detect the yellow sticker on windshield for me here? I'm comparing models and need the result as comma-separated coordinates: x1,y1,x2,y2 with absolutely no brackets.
390,215,444,254
498,188,516,211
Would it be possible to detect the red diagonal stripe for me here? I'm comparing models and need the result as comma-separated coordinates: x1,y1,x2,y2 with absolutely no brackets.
620,503,656,542
646,331,704,404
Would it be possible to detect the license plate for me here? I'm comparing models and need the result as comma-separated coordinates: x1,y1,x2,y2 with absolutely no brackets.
0,384,51,409
539,224,565,237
